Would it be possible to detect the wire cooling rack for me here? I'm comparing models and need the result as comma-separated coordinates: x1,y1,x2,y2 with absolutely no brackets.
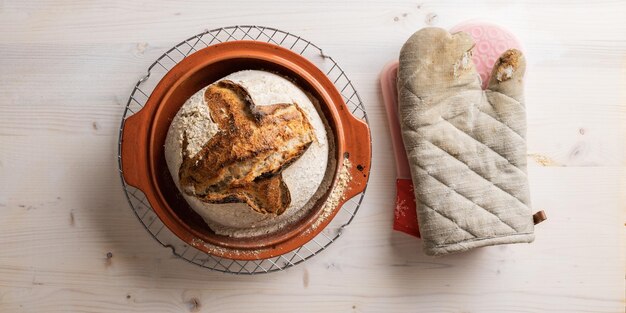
117,26,368,274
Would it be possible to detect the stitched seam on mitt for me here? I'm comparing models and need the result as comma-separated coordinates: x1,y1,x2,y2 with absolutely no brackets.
471,102,526,143
403,86,526,143
424,140,529,207
415,163,519,233
421,204,478,238
431,232,533,249
485,90,527,112
441,118,524,172
401,87,424,112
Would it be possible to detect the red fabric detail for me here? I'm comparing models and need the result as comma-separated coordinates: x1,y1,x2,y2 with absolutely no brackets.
392,179,420,237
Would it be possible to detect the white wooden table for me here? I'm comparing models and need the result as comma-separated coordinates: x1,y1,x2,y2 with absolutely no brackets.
1,1,624,312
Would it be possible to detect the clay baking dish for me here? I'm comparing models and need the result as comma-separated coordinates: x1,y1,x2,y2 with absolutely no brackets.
121,41,370,260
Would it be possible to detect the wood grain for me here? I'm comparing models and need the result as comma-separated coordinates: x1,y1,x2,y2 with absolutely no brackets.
0,1,624,312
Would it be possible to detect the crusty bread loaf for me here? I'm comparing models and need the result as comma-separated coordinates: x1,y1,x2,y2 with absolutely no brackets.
179,80,316,215
164,70,331,237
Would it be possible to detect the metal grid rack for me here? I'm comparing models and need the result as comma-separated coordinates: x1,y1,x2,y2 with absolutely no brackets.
117,26,369,274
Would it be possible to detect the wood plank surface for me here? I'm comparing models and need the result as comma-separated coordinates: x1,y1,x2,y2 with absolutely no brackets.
1,1,624,312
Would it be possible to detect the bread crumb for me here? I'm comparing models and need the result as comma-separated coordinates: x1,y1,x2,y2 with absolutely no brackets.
310,157,353,231
527,153,560,167
190,238,261,258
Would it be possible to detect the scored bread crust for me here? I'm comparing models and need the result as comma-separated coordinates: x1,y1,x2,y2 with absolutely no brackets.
178,80,316,215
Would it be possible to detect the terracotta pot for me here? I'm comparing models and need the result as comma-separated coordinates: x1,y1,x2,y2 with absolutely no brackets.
121,41,371,260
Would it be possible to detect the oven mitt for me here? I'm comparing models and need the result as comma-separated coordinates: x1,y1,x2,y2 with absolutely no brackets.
398,27,542,256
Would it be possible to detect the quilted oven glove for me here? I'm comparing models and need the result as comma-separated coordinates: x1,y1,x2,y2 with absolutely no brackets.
398,27,542,256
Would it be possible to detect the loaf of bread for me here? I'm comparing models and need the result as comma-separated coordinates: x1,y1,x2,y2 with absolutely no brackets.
179,80,316,215
165,70,332,237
